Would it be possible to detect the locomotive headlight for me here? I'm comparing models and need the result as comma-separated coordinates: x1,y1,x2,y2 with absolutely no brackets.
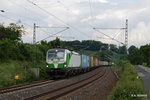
64,63,67,67
46,65,48,67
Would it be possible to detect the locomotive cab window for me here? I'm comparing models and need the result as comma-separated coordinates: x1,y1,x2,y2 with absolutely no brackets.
56,52,64,59
47,49,65,60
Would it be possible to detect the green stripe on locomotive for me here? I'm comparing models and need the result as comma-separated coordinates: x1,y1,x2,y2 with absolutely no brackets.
47,63,64,68
66,53,72,68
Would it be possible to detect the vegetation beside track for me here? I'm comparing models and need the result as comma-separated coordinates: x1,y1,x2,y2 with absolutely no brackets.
0,60,50,89
108,60,147,100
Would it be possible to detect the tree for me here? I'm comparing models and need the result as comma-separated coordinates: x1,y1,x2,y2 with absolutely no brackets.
128,45,136,54
110,44,119,53
0,23,25,61
140,45,150,66
119,46,127,54
0,23,24,43
50,37,62,48
128,45,143,64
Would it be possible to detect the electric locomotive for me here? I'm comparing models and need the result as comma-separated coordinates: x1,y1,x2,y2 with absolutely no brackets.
46,48,81,76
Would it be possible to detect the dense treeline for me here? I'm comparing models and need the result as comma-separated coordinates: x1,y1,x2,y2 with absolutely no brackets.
62,40,127,54
128,45,150,66
0,23,127,63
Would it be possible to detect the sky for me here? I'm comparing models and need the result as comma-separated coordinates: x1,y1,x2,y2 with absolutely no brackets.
0,0,150,48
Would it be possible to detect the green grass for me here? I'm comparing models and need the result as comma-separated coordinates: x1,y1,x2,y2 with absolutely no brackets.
0,60,36,88
0,60,50,89
108,61,148,100
142,63,150,68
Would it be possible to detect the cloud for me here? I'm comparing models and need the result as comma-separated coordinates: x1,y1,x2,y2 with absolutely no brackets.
129,22,150,47
97,0,108,3
1,0,150,47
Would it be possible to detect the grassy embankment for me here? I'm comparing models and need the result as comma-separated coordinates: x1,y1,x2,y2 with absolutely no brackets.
108,60,147,100
142,63,150,68
0,60,50,89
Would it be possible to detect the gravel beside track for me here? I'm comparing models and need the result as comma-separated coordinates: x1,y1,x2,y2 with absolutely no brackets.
0,67,118,100
58,67,118,100
0,80,55,94
26,68,106,100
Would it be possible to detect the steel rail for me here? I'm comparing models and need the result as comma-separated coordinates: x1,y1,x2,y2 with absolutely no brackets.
24,67,107,100
0,80,55,94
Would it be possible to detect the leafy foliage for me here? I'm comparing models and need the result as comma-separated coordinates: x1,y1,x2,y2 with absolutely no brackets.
0,61,36,88
0,23,23,42
108,61,147,100
128,45,150,66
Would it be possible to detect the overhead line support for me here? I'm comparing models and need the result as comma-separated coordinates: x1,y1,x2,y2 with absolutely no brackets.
33,23,36,68
125,19,128,48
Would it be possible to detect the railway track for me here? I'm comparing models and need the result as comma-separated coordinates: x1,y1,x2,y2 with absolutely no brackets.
24,67,108,100
0,80,55,94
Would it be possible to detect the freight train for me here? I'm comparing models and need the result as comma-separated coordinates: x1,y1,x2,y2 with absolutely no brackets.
46,48,111,77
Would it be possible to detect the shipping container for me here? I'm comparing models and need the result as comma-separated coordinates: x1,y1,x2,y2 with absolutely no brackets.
106,62,109,65
99,60,102,65
95,58,99,66
81,55,88,67
87,56,90,67
101,61,104,65
97,59,99,66
94,58,96,66
90,56,94,67
109,62,111,66
104,61,108,66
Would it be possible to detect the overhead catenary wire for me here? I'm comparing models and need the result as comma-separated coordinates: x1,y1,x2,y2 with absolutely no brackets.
96,37,113,40
36,27,69,43
0,14,32,27
7,0,92,40
49,35,75,39
35,25,71,41
7,0,43,20
57,0,94,29
7,0,49,26
88,0,95,49
113,29,122,39
26,0,91,39
0,9,72,42
93,28,124,44
57,1,69,11
6,0,58,37
89,0,94,27
0,10,66,40
0,14,51,39
6,11,40,23
0,14,33,39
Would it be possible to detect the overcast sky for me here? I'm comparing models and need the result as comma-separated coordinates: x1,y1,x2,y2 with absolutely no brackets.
0,0,150,47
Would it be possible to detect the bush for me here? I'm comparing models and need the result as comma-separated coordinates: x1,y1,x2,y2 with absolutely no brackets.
108,61,147,100
0,60,36,88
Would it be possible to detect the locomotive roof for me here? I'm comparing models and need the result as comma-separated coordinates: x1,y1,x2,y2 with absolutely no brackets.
47,48,79,55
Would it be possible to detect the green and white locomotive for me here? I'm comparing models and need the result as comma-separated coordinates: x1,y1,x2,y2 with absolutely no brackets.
46,48,81,76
